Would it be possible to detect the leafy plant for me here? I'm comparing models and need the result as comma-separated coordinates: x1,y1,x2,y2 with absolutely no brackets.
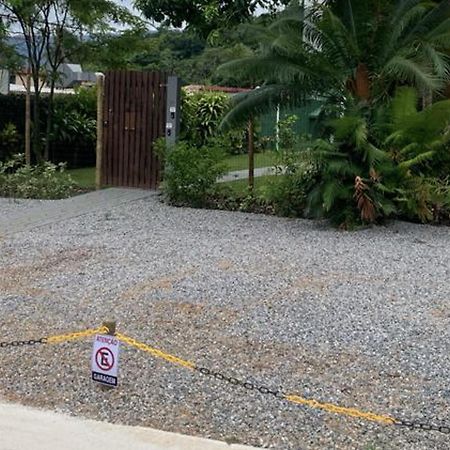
0,154,77,199
294,89,450,227
182,90,253,155
220,0,450,127
0,123,21,162
158,140,227,206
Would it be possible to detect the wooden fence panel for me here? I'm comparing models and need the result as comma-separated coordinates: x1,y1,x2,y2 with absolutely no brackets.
102,71,167,188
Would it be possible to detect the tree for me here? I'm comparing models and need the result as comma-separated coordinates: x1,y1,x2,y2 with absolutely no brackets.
0,0,141,160
135,0,290,40
220,0,450,126
218,0,450,227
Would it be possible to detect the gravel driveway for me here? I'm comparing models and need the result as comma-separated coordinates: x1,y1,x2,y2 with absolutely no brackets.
0,193,449,449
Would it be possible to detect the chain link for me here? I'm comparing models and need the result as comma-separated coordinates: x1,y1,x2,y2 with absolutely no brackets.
195,367,450,434
395,419,450,434
0,337,47,348
196,367,286,399
0,326,108,349
2,326,450,435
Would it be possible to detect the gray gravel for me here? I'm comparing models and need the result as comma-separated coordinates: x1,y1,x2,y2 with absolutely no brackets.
0,194,449,450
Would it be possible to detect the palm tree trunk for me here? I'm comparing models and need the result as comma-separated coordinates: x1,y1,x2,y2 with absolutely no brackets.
355,63,370,101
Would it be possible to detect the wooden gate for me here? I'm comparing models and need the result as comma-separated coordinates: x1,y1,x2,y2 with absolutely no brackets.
101,71,167,189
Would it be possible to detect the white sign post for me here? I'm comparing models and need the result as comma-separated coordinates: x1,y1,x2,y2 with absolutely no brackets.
91,334,120,387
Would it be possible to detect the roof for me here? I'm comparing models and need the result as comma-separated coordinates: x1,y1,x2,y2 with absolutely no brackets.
9,84,75,95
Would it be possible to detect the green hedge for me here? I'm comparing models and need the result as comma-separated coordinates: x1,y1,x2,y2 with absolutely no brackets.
0,88,97,168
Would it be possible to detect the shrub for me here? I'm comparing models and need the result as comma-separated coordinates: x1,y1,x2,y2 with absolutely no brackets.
295,89,450,227
0,123,20,161
158,140,227,206
0,87,97,167
181,90,264,155
0,154,77,199
50,86,97,167
181,91,230,145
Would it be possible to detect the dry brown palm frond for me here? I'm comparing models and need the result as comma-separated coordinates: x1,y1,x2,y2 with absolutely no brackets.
354,176,377,222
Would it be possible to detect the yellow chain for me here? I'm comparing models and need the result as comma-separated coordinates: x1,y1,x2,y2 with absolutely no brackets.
284,394,397,425
115,332,196,370
46,326,108,344
115,332,396,425
43,325,398,427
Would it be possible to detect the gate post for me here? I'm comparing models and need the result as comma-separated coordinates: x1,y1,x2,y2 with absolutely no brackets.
165,76,181,147
95,72,105,190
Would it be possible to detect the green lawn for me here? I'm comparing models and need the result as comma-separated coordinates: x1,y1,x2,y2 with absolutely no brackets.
224,151,278,171
66,152,279,190
67,167,96,189
218,174,283,196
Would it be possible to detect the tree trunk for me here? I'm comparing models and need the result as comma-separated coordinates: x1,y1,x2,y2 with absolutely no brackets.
248,118,255,191
25,72,31,165
355,63,370,101
32,75,43,162
44,79,56,161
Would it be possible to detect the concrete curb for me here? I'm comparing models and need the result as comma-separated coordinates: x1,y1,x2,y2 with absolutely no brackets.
0,401,260,450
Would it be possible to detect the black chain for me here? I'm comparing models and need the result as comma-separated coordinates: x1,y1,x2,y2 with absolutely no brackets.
0,337,47,348
395,419,450,434
195,366,285,399
196,367,450,436
2,340,450,436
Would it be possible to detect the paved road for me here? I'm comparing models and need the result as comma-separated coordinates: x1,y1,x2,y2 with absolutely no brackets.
0,188,155,237
0,401,258,450
219,166,278,183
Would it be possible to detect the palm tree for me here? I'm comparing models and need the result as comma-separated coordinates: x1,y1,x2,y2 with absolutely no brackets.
220,0,450,126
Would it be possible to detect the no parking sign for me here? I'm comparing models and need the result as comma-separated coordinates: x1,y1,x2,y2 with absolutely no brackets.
91,334,120,387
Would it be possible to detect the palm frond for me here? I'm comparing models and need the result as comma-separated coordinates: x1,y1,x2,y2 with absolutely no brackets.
383,55,443,91
381,2,432,61
398,150,435,169
220,84,312,130
390,87,418,128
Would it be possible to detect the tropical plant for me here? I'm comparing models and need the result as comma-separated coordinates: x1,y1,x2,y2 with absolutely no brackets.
181,90,250,154
220,0,450,126
182,91,230,144
293,88,450,226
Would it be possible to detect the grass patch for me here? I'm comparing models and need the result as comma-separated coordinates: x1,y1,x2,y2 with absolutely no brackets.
219,174,283,195
224,151,278,171
67,167,96,189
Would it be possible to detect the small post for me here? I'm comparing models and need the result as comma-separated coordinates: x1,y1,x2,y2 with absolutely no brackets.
275,104,280,153
248,117,255,191
95,73,105,190
165,75,181,147
102,320,116,336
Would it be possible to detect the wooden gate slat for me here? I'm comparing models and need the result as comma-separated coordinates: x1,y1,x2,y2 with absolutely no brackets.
130,72,139,187
101,72,109,185
123,70,131,187
136,72,145,188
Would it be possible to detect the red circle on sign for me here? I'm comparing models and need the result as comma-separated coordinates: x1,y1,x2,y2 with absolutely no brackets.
95,347,114,371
